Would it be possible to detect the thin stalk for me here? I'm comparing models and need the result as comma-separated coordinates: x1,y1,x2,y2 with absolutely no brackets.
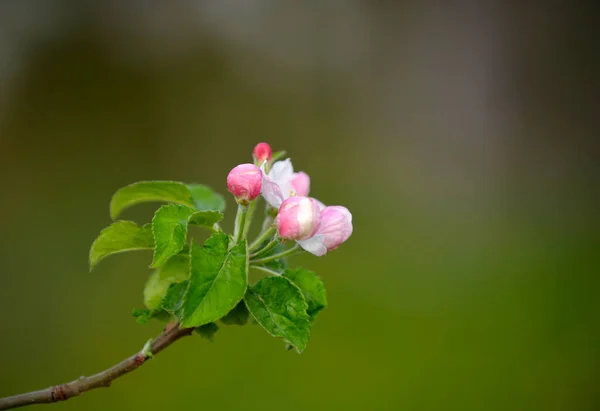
250,265,282,276
232,204,248,245
250,245,301,265
249,226,276,252
250,236,280,259
261,214,274,232
242,200,257,238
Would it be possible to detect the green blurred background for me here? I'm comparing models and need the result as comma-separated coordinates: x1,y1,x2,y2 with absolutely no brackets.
1,2,598,410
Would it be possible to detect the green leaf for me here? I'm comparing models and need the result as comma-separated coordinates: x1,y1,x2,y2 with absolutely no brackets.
144,255,189,310
151,205,196,268
195,323,219,341
284,268,327,320
89,221,154,270
132,308,171,324
188,184,226,212
161,280,189,318
244,276,311,353
153,310,173,322
151,206,224,269
180,232,248,328
188,210,223,228
110,181,195,220
220,300,250,326
132,308,152,325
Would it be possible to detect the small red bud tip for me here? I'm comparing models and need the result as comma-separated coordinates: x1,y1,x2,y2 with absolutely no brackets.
253,142,272,164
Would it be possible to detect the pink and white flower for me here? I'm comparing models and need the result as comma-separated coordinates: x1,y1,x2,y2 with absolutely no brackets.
261,159,311,208
296,205,353,256
227,163,262,205
276,196,321,240
260,156,351,256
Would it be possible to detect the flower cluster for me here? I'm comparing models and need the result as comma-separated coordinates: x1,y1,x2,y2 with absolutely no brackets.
227,142,352,257
86,142,351,358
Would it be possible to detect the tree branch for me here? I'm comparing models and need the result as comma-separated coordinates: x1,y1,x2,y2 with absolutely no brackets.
0,324,194,410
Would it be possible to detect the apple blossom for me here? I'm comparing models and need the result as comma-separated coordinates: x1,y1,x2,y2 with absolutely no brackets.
316,206,353,250
261,159,311,208
227,163,262,204
296,205,353,256
276,196,321,240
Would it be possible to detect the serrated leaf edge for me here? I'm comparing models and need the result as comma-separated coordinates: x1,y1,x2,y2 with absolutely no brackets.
283,268,328,318
244,276,311,353
179,237,248,328
89,221,153,271
150,204,195,268
188,210,224,229
150,206,225,268
110,180,195,220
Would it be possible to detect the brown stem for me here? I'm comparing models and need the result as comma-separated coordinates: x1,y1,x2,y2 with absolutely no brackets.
0,324,193,410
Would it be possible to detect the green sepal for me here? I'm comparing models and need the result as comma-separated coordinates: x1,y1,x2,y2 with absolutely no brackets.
270,151,287,162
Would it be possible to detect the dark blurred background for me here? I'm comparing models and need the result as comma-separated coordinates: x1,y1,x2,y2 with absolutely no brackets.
1,1,599,410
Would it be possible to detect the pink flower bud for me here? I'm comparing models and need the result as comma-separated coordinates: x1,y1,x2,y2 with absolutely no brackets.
291,171,310,196
277,196,321,240
317,206,353,250
253,142,272,164
227,163,262,204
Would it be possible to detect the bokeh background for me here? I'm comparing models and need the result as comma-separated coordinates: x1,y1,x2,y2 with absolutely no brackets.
1,2,599,410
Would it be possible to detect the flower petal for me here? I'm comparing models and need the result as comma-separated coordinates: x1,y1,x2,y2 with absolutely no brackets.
297,234,327,256
291,171,310,196
277,196,321,240
261,174,285,208
260,159,296,207
314,198,326,211
269,159,294,182
316,206,353,250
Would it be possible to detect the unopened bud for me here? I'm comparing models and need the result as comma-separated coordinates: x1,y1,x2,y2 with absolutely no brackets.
253,142,272,164
227,163,262,204
318,206,353,251
277,196,321,240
